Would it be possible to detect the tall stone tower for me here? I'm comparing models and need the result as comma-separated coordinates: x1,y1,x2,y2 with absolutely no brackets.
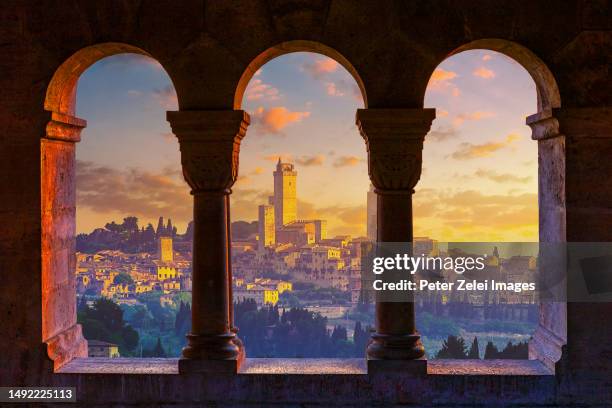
273,158,297,230
367,183,377,241
158,236,174,263
258,204,275,250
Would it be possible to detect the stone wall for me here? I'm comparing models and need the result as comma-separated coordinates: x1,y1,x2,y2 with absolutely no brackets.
1,1,611,405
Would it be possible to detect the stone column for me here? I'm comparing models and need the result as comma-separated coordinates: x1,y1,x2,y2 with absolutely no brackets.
42,112,89,370
546,108,612,383
167,110,249,373
356,108,435,364
526,111,567,373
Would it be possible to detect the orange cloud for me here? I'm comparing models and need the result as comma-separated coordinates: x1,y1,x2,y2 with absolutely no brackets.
453,111,495,126
303,57,339,78
413,188,537,241
333,156,363,167
482,54,492,61
297,199,367,237
430,68,457,83
295,155,325,166
474,169,531,184
76,161,191,232
451,134,521,160
426,127,458,142
263,154,293,162
245,78,281,101
427,68,460,96
473,67,496,79
252,106,310,134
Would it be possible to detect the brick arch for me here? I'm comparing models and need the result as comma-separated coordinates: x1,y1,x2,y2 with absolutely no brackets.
45,42,177,116
233,40,367,109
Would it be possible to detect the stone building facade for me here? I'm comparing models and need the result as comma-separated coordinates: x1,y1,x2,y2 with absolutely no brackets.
1,1,611,406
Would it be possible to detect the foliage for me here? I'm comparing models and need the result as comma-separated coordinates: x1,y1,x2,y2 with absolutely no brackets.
435,335,468,359
113,272,134,286
232,299,372,357
174,301,191,336
417,312,460,337
433,335,527,360
484,340,528,359
142,337,167,357
468,337,480,359
278,291,300,307
78,298,139,355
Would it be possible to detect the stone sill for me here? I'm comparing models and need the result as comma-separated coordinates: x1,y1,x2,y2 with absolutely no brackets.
58,357,552,376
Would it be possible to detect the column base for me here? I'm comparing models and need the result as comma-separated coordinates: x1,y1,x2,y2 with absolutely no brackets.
366,332,425,360
367,357,427,376
179,332,244,373
179,333,245,374
179,355,244,374
232,331,246,362
45,324,88,371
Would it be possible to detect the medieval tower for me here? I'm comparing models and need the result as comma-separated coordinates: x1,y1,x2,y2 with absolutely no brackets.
273,158,297,230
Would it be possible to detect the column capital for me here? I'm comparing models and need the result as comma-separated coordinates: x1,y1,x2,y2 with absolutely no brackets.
167,110,250,193
44,111,87,143
356,108,435,191
527,111,561,141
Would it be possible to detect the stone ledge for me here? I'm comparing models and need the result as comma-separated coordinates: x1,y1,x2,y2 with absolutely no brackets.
58,358,179,374
427,359,552,376
58,357,551,376
240,358,367,374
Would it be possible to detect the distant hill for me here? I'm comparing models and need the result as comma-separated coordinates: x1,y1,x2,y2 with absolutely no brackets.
231,220,258,240
76,216,258,253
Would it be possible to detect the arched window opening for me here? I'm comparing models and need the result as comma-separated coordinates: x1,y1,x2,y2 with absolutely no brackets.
47,51,193,361
231,51,372,358
416,49,540,360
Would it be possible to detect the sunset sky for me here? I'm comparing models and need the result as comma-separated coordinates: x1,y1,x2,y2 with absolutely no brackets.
76,50,537,241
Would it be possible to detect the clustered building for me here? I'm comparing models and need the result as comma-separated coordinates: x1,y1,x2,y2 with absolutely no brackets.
232,159,370,303
415,245,538,322
76,223,192,307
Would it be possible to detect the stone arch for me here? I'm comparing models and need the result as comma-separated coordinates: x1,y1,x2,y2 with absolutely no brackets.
443,39,561,114
423,40,566,371
233,40,368,109
41,43,178,370
45,42,176,115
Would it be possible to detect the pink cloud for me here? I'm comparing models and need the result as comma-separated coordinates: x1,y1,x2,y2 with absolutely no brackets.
295,155,325,166
451,134,521,160
263,154,293,162
302,57,339,78
153,85,178,109
453,111,496,126
427,68,461,96
245,78,281,101
252,106,311,134
326,82,345,97
482,54,492,61
473,67,496,79
332,156,363,168
430,68,457,83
